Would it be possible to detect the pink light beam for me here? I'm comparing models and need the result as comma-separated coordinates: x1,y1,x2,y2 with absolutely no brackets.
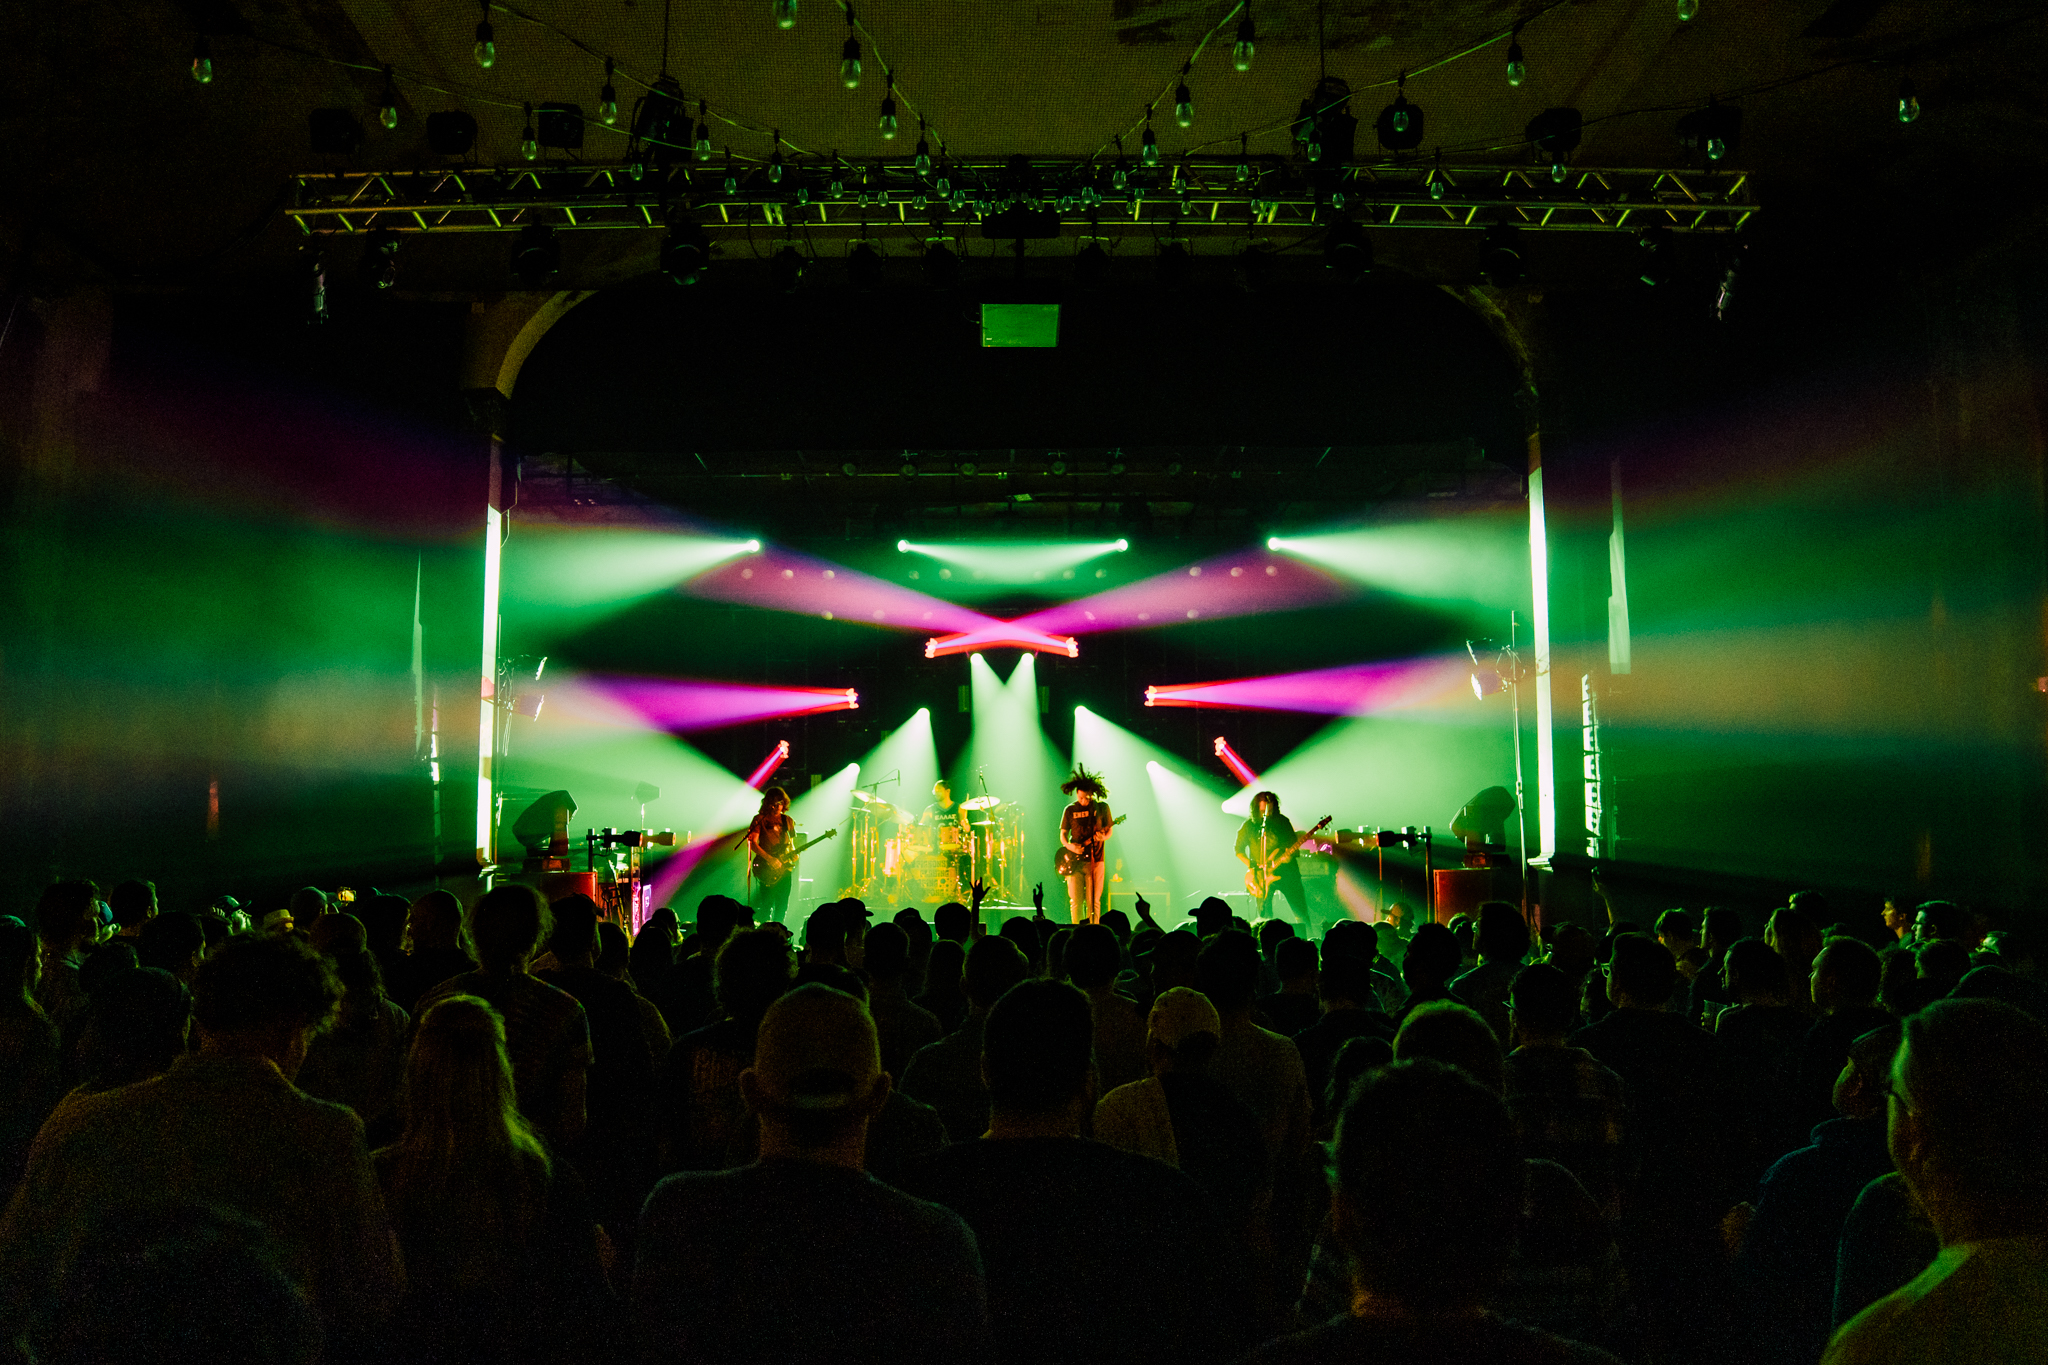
925,624,1081,658
1212,736,1261,787
594,676,858,733
1146,656,1471,715
1013,550,1350,637
684,547,1008,636
747,740,793,789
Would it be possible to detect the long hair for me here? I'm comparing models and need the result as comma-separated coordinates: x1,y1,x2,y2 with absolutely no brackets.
756,786,790,819
378,996,550,1291
1250,790,1281,818
1061,766,1107,799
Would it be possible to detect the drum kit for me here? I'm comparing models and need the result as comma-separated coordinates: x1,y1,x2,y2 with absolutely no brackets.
845,789,1027,905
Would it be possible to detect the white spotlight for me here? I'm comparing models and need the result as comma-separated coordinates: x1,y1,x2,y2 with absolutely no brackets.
745,539,762,552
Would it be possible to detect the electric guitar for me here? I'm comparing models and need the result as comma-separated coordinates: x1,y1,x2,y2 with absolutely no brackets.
1244,815,1333,899
754,828,837,888
1055,813,1126,876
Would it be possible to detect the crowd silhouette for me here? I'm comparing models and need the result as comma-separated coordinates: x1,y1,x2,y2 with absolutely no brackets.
1,878,2044,1365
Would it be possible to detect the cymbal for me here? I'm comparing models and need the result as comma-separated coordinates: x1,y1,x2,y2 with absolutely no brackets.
962,795,1002,810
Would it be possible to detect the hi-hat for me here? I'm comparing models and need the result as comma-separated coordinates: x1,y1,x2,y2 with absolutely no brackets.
962,795,1002,810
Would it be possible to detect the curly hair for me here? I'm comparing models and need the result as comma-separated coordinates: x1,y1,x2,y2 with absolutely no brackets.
1060,766,1107,798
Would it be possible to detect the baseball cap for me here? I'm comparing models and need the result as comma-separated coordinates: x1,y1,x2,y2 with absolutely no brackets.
750,983,883,1111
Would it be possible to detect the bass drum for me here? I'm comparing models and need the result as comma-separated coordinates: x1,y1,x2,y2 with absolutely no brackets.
908,863,962,906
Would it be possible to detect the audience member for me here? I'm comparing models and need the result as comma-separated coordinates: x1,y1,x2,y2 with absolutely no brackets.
1824,998,2048,1364
1293,950,1395,1127
1396,922,1462,1019
933,899,972,944
1909,900,1979,950
909,979,1255,1365
1730,1022,1900,1365
1794,937,1892,1130
389,889,476,1014
1068,923,1149,1091
650,895,743,1033
376,995,613,1365
1200,931,1312,1170
635,984,992,1364
1450,901,1530,1044
416,886,592,1148
1914,938,1970,998
31,881,100,1034
916,937,969,1033
106,879,157,938
1687,905,1745,1028
1504,962,1628,1221
31,1204,322,1365
1320,1034,1393,1125
1714,936,1814,1178
864,922,946,1079
135,910,205,982
1879,943,1937,1017
1831,1170,1939,1329
1260,936,1322,1036
0,933,402,1349
597,919,673,1065
900,936,1029,1143
70,964,190,1098
657,925,795,1170
1767,905,1825,1014
0,916,61,1192
1242,1061,1621,1365
298,913,410,1141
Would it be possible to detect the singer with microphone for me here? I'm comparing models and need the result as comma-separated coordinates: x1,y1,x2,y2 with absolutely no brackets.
1236,791,1308,924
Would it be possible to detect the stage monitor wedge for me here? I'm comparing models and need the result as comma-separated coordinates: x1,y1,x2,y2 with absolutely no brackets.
981,302,1059,348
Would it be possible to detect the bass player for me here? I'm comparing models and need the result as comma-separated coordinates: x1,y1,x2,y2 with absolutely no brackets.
1056,767,1114,926
1236,790,1309,924
746,785,798,924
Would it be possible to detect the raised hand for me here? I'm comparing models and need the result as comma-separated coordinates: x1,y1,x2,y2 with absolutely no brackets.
1134,893,1157,927
971,880,988,909
1031,882,1045,914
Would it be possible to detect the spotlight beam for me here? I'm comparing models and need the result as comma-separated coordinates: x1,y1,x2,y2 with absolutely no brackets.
584,675,859,732
746,740,792,789
1212,736,1260,787
1011,549,1347,637
927,624,1080,658
1144,656,1470,715
684,546,1010,637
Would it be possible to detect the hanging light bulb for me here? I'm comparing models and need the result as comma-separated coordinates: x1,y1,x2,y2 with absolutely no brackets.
1897,76,1921,124
1236,133,1250,182
1174,70,1194,128
1391,96,1412,135
724,150,737,195
1506,31,1526,87
769,131,784,183
378,66,398,129
1429,176,1447,201
190,34,213,84
935,165,951,196
629,160,645,181
520,103,538,160
694,110,714,159
914,123,931,175
473,4,495,69
830,154,845,197
1331,189,1346,210
1706,135,1727,161
879,76,899,138
773,0,798,29
1233,4,1255,72
1141,112,1160,168
1113,163,1128,191
1550,159,1568,182
841,8,862,88
1429,150,1447,200
1676,0,1698,18
599,59,618,126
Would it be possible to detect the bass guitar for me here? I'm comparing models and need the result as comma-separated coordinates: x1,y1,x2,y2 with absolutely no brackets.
1244,815,1333,899
755,828,837,888
1054,814,1126,876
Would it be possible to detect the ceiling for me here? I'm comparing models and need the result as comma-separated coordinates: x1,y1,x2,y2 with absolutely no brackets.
6,0,2045,294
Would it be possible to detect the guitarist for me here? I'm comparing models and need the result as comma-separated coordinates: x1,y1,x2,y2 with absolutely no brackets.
1057,767,1114,926
746,786,799,924
1236,790,1308,925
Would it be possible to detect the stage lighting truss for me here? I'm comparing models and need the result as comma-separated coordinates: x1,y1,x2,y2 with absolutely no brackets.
285,159,1755,240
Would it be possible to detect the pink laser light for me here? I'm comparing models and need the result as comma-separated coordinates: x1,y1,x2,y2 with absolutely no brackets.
593,676,858,732
684,547,1008,636
1212,736,1261,787
747,740,793,789
925,623,1081,658
1012,550,1349,637
1145,655,1470,715
646,828,744,909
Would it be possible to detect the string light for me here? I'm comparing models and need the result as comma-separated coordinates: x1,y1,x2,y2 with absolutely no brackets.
1236,132,1250,182
1233,2,1255,72
1174,67,1194,128
879,73,898,139
1428,150,1447,199
520,103,538,160
378,65,399,129
190,34,213,85
841,7,862,88
473,0,495,69
1141,108,1160,167
914,120,931,174
598,59,618,126
694,104,713,159
769,130,784,182
724,149,738,195
773,0,798,30
1676,0,1698,18
1506,28,1526,87
1897,76,1920,123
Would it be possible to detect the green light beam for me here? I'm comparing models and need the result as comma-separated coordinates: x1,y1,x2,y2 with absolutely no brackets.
963,653,1066,909
1072,706,1244,920
899,538,1129,585
1268,510,1528,619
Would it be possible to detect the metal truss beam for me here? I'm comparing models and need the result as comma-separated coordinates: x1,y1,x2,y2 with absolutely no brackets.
288,159,1755,238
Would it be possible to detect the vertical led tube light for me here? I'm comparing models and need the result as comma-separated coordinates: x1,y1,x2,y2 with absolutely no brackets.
1527,468,1555,864
477,503,503,866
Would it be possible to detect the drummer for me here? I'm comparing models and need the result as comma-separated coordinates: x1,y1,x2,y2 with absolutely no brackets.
920,780,972,886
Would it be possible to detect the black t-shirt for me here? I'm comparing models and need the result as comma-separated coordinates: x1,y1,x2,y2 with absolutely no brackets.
635,1158,991,1365
1236,814,1300,864
1236,1312,1622,1365
906,1136,1257,1365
